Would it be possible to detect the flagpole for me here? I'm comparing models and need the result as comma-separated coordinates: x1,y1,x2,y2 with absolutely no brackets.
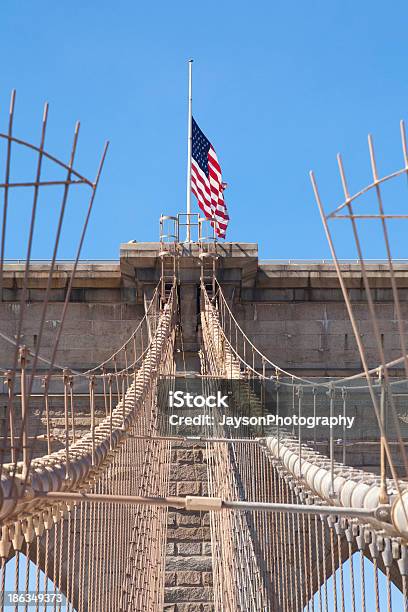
186,59,193,242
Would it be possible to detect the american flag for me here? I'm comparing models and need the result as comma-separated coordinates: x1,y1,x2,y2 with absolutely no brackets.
191,117,229,238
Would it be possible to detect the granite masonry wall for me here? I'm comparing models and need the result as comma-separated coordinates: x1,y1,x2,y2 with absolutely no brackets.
164,443,213,612
1,247,408,609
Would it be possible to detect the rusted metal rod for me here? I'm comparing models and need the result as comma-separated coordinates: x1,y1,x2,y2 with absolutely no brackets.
0,179,87,188
129,434,263,444
35,491,189,509
223,500,378,519
33,491,380,520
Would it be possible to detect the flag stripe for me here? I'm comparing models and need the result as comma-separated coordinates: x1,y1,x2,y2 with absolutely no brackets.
191,179,211,213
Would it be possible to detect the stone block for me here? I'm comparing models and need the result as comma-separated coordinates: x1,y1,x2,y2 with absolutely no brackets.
176,481,201,496
176,571,202,586
176,543,201,555
202,572,213,586
172,464,207,480
285,320,323,335
92,319,142,336
164,587,212,603
120,287,137,303
247,333,287,350
54,320,94,334
255,288,295,301
176,449,204,463
81,288,122,303
287,334,320,350
166,555,213,572
169,527,210,542
177,513,203,527
60,334,103,350
54,348,95,367
120,303,145,319
165,572,176,586
309,288,344,301
242,319,285,332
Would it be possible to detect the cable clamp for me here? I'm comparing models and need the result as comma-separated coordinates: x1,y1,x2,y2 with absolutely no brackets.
185,496,222,512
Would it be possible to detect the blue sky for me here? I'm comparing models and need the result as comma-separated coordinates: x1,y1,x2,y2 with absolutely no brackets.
1,1,408,260
1,5,407,608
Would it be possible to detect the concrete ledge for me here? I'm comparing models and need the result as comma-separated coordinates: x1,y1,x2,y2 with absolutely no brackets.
257,262,408,289
2,262,121,289
3,251,408,294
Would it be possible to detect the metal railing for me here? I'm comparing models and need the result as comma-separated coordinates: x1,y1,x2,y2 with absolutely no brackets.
259,258,408,264
3,259,119,264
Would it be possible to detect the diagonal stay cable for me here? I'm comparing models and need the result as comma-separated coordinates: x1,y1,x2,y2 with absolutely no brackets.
0,101,49,478
0,90,16,302
8,120,81,489
21,140,109,490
